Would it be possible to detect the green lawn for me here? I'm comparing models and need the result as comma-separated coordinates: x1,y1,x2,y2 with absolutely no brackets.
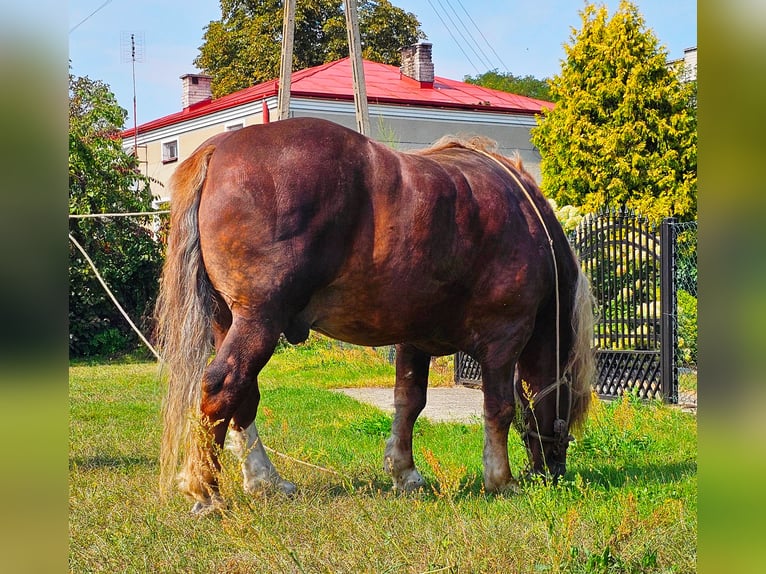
70,340,696,573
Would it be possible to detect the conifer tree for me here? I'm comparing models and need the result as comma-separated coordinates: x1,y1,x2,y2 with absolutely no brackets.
530,1,696,222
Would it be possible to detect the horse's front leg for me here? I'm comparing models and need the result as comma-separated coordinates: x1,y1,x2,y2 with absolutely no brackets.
384,344,430,492
481,358,521,494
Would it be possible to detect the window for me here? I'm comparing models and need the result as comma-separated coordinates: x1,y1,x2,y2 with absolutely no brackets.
162,139,178,164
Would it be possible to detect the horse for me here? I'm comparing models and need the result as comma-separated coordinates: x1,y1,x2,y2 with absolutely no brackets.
155,117,595,514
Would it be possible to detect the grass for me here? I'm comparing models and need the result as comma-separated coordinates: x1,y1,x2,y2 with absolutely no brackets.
70,337,696,573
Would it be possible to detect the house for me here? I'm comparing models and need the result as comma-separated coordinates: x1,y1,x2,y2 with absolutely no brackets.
122,43,553,202
667,46,697,84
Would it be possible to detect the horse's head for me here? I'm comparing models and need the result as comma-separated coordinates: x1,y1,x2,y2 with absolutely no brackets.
517,377,575,482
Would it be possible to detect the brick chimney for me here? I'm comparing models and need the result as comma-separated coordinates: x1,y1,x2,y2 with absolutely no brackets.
400,42,434,88
180,73,212,108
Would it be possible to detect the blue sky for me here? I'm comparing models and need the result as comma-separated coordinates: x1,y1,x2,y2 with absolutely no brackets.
68,1,697,128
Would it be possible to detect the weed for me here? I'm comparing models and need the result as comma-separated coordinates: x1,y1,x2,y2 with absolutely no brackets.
421,448,467,500
349,413,392,438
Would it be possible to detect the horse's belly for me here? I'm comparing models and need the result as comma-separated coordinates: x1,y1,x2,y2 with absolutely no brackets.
298,283,461,348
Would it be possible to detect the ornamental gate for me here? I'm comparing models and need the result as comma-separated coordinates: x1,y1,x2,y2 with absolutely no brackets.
455,210,688,404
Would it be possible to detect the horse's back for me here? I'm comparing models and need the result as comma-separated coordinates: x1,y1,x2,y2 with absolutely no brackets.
195,117,553,350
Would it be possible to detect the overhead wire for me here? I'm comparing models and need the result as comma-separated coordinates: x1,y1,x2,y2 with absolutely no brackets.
454,0,513,74
435,0,494,72
69,0,116,34
425,0,482,75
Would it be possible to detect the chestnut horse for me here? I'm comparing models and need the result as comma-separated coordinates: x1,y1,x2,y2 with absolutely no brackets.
155,117,594,513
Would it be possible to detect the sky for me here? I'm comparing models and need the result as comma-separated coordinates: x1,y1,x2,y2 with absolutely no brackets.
67,1,697,128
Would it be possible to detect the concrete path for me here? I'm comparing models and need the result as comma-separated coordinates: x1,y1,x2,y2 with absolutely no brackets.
336,386,484,424
337,386,697,421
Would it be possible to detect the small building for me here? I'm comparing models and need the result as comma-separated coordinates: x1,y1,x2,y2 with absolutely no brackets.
667,46,697,84
123,43,553,202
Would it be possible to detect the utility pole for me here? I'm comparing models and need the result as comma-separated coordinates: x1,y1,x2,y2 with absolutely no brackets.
277,0,296,120
343,0,370,135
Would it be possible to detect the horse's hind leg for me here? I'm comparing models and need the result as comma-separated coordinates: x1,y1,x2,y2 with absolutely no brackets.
179,315,281,512
228,389,297,497
384,344,430,492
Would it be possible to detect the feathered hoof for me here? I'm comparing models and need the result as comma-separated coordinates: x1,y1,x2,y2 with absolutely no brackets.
484,476,521,495
391,468,426,494
189,493,227,517
243,476,298,498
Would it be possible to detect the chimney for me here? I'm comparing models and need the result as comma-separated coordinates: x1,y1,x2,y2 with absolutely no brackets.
180,73,212,108
400,42,434,88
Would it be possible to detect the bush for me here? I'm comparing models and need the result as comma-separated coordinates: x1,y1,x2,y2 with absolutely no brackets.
676,289,697,365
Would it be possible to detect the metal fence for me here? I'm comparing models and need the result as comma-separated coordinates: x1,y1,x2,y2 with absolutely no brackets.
455,210,698,404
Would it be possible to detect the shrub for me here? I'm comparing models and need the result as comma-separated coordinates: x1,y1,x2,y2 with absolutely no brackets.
676,289,697,365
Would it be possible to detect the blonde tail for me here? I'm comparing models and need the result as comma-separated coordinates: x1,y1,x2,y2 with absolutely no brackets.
155,144,217,495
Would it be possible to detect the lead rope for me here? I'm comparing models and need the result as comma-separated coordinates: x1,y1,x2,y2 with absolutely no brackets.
471,149,571,436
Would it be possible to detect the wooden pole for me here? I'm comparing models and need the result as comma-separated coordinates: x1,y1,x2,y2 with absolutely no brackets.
277,0,296,120
343,0,370,135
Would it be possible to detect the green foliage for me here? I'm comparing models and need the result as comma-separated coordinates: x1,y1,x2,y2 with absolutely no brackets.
349,412,392,437
549,198,584,235
530,1,697,224
196,0,424,97
677,290,697,365
69,72,164,358
464,69,553,101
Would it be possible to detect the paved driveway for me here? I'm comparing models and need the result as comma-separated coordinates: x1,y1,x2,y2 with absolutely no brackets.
336,386,484,423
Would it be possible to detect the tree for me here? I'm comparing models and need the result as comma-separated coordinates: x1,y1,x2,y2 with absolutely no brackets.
530,1,697,223
195,0,424,97
69,72,164,358
463,70,553,102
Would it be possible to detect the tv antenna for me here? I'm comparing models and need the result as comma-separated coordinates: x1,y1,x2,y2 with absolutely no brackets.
121,31,145,156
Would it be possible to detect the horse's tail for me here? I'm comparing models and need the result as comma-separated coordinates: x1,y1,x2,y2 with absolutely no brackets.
155,143,217,495
565,263,597,432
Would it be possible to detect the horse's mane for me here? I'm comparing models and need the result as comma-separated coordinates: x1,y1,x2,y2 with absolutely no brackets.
415,133,594,430
412,135,526,174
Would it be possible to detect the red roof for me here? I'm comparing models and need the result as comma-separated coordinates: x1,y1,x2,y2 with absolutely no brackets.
123,58,552,137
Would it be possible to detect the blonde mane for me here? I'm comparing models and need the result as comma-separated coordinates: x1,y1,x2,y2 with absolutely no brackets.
412,134,526,174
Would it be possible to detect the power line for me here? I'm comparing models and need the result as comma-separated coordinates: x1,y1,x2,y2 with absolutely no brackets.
455,0,512,74
70,0,116,34
442,0,495,71
425,0,482,75
435,0,493,72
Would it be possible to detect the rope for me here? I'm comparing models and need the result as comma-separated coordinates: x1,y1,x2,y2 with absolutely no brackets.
71,215,353,481
471,149,567,425
68,232,160,360
69,210,169,219
264,446,350,479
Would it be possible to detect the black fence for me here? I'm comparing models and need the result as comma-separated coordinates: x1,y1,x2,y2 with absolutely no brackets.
455,209,698,404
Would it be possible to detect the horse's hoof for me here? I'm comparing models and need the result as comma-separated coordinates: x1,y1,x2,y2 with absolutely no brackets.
392,469,426,493
243,477,298,498
501,479,522,494
485,477,521,495
189,494,226,517
277,479,298,497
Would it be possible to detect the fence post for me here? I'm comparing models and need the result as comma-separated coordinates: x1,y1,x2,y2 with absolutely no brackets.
660,218,678,403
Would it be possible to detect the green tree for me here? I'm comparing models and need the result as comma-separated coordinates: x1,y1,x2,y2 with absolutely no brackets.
464,70,553,102
69,72,164,358
195,0,424,97
530,1,697,223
